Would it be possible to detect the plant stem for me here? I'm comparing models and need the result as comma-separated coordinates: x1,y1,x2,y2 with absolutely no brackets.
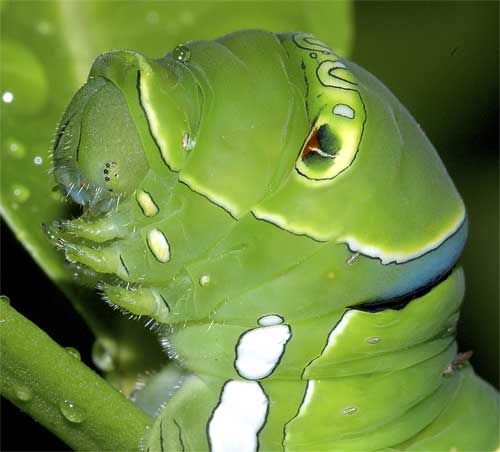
0,299,152,451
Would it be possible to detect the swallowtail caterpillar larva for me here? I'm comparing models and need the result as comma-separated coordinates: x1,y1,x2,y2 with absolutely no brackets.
49,30,498,451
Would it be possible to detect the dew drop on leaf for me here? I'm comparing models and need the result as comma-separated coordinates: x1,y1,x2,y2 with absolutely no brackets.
11,184,30,203
366,336,380,344
172,45,191,63
59,400,84,423
65,347,81,360
4,138,26,159
0,295,11,306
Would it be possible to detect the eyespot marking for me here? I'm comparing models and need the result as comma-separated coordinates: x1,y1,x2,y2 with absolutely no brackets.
136,190,159,217
333,104,355,119
147,228,170,263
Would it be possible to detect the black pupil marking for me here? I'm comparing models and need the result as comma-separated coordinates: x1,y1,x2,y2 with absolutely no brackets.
302,124,340,169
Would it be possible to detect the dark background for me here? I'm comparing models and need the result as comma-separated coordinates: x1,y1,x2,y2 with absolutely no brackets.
1,2,498,450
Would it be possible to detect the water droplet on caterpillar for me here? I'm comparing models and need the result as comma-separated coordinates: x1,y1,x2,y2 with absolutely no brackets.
92,339,115,372
59,400,84,423
199,274,210,287
366,336,380,345
0,295,11,306
14,385,33,402
4,138,26,159
342,406,358,416
11,184,30,203
65,347,81,360
173,45,191,63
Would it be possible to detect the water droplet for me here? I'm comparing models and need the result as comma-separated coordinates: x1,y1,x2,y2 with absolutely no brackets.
92,339,115,372
0,295,11,306
346,253,359,266
172,45,191,63
199,274,210,287
4,138,26,159
2,91,13,103
33,155,43,165
14,385,33,402
342,406,358,416
65,347,81,360
366,336,380,344
59,400,84,423
11,184,30,203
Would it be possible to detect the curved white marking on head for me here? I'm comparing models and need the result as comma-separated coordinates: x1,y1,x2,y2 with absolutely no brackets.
147,229,170,262
208,380,268,452
333,104,355,119
235,324,291,380
257,315,284,326
338,210,465,264
295,380,316,419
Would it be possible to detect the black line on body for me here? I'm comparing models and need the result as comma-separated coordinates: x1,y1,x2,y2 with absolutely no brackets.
119,254,130,277
159,419,165,452
281,379,310,450
300,60,310,123
173,418,185,452
53,114,74,153
353,266,454,313
136,70,174,171
75,119,83,162
159,294,171,312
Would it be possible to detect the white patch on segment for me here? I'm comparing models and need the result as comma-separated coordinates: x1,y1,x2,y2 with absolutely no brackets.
333,104,355,119
324,310,358,349
136,190,159,217
295,380,316,419
208,380,268,452
235,324,291,380
339,210,466,264
147,229,170,263
258,315,284,326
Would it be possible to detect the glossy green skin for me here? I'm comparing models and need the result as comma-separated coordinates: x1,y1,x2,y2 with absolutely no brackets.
50,31,498,451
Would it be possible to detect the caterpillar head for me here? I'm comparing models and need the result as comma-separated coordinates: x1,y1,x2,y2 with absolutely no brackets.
53,76,149,207
49,31,467,325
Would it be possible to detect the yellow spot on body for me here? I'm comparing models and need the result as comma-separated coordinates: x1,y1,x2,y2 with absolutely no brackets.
137,190,159,217
147,229,170,263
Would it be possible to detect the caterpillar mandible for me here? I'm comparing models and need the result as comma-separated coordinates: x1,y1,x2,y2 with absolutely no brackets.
49,30,498,451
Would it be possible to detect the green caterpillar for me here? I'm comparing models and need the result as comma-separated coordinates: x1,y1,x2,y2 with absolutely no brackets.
49,30,498,451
